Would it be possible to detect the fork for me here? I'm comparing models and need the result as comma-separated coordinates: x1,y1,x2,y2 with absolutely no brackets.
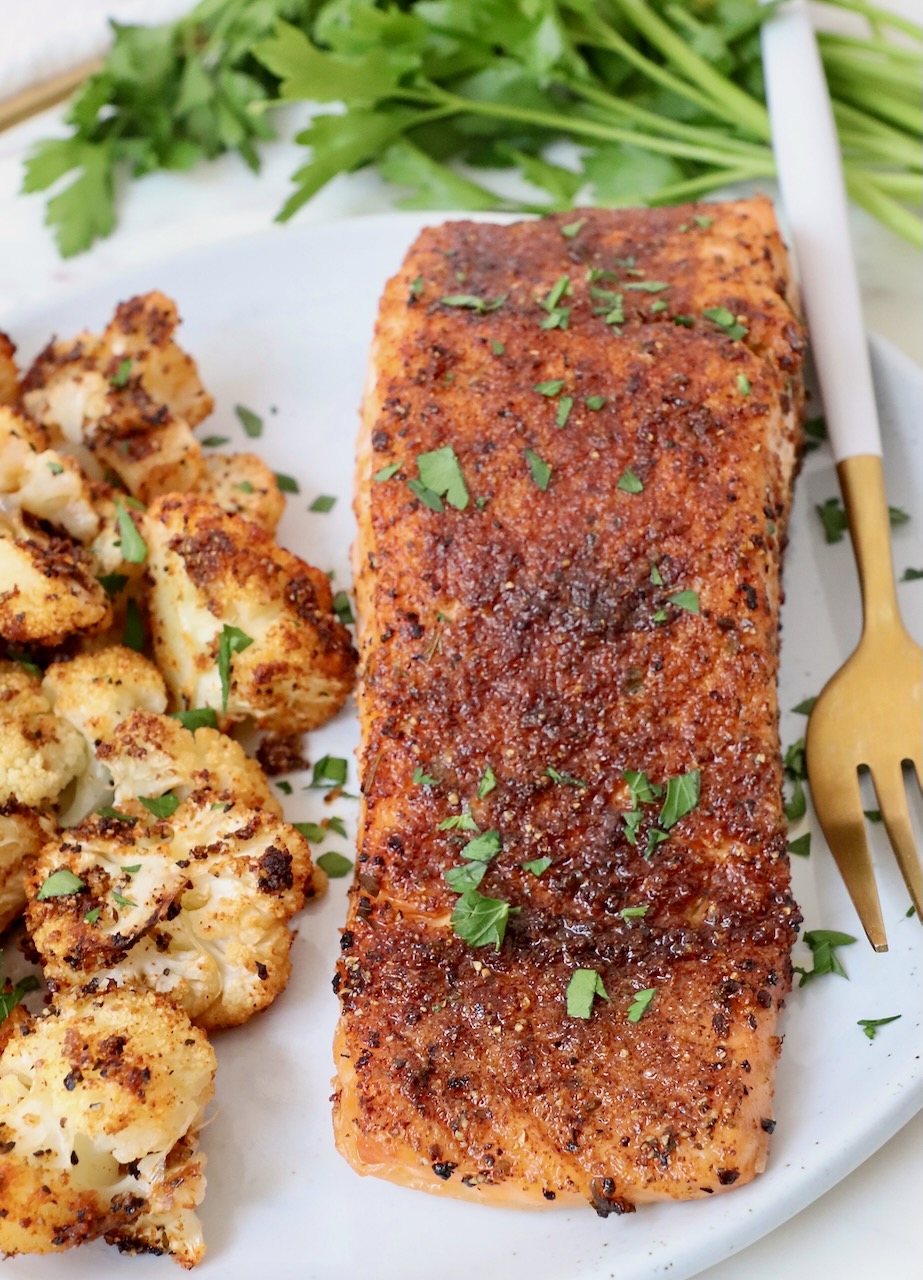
761,0,923,951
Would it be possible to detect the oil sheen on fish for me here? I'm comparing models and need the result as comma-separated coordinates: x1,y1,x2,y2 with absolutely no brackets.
335,200,805,1213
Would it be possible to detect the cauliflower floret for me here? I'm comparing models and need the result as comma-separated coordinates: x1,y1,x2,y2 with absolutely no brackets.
192,451,285,532
20,331,110,446
0,661,86,809
0,405,100,543
146,495,357,734
42,648,168,825
26,795,323,1029
97,709,283,816
89,391,205,504
0,801,55,933
0,986,214,1267
0,332,18,405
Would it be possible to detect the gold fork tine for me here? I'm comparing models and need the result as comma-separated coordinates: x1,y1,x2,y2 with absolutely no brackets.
809,760,887,952
871,766,923,918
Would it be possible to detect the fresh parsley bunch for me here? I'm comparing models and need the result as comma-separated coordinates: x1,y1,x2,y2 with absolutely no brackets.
23,0,923,255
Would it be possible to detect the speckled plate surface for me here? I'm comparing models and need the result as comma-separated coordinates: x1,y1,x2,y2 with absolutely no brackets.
2,213,921,1280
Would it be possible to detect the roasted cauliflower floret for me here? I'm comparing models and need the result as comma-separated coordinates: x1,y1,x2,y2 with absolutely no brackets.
192,452,285,532
0,801,55,934
20,331,110,447
89,391,205,505
27,796,323,1029
0,661,86,809
0,986,214,1267
146,495,357,733
0,332,18,404
0,405,100,543
42,648,168,825
97,709,282,816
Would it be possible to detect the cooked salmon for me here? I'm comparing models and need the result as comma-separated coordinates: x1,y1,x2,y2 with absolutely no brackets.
335,200,805,1212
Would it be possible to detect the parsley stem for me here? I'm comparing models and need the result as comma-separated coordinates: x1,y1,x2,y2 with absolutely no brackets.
817,0,923,40
846,171,923,247
818,32,923,62
642,164,775,204
829,73,921,131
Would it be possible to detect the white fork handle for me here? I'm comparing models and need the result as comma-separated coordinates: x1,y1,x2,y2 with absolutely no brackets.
760,0,881,460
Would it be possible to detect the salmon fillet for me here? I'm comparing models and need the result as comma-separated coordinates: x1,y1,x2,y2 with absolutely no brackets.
335,200,805,1213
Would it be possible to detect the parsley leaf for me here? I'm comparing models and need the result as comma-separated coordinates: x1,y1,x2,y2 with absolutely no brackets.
311,755,348,788
438,811,480,832
172,707,218,732
525,448,551,491
816,497,848,544
293,822,327,843
113,499,147,564
624,280,670,293
864,808,883,823
623,769,663,805
585,396,606,411
413,766,438,786
450,889,518,950
659,770,701,828
667,589,700,615
139,793,180,819
407,478,444,512
333,591,355,626
792,696,817,715
0,971,40,1023
460,830,501,862
417,446,469,511
317,851,353,878
556,396,574,428
737,373,751,395
310,494,337,512
784,777,807,822
112,889,137,909
617,467,643,494
901,566,923,582
703,306,748,340
477,765,497,798
275,472,300,493
111,357,133,388
546,766,587,788
566,968,609,1019
235,404,263,438
627,987,657,1022
787,833,812,857
202,434,230,448
439,293,507,314
444,861,487,892
217,624,253,713
374,462,401,483
794,929,857,986
534,379,564,397
37,869,86,900
619,904,648,920
857,1015,901,1041
97,572,129,598
561,219,585,238
522,856,551,876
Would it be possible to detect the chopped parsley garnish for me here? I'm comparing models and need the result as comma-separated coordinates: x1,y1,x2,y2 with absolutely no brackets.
560,219,585,238
445,861,487,893
417,446,469,511
534,379,564,397
794,930,857,986
566,968,609,1019
407,479,444,511
522,856,551,876
623,769,663,806
672,314,695,327
546,766,587,788
438,811,480,832
84,907,101,925
111,889,137,909
890,506,910,526
864,808,883,823
217,624,253,713
410,275,424,297
787,833,812,857
139,793,179,819
667,589,700,615
309,494,337,512
9,652,41,677
234,480,254,493
617,467,643,494
816,497,848,543
858,1015,901,1041
619,904,649,920
120,864,141,874
622,809,643,845
311,755,348,788
785,778,807,822
327,816,347,838
525,448,551,491
659,770,700,828
477,765,497,798
803,416,827,452
317,851,353,878
113,499,147,564
293,821,326,842
462,830,502,861
624,280,670,293
585,396,606,411
235,404,263,437
275,473,300,493
276,780,293,795
439,293,507,314
451,889,518,950
97,806,137,822
541,274,572,329
373,462,401,483
645,827,669,858
649,561,663,586
201,434,229,447
0,971,39,1022
703,306,748,340
172,707,218,732
792,696,817,715
737,373,751,395
413,766,438,786
627,987,657,1022
555,396,574,428
46,459,64,475
491,339,505,356
650,300,668,314
36,869,86,900
111,357,132,387
333,591,355,626
694,214,714,229
901,566,923,581
784,738,807,781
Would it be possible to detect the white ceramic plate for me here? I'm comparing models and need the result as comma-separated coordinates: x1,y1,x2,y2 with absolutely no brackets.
2,214,921,1280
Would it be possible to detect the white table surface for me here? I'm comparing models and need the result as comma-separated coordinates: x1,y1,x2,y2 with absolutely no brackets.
1,76,921,1280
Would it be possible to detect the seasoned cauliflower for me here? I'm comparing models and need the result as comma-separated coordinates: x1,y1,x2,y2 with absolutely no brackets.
42,648,168,825
26,795,323,1029
146,495,356,733
89,391,205,505
97,709,283,816
0,406,100,544
0,986,214,1267
0,661,86,810
0,801,55,934
192,451,285,532
0,332,18,404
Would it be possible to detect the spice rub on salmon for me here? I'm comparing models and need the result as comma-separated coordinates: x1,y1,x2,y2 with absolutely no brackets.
336,200,805,1212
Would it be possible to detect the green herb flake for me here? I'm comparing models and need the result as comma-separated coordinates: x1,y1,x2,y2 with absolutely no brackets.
407,478,444,511
46,459,64,475
410,275,424,298
440,293,506,315
201,435,230,448
111,889,137,909
585,396,606,411
858,1015,901,1041
627,987,657,1023
317,851,353,878
327,816,348,838
111,357,132,387
413,766,438,786
703,306,748,340
650,300,668,313
889,506,910,527
311,755,348,789
644,827,669,859
9,652,42,677
794,929,858,987
444,861,487,893
616,467,643,494
450,889,518,950
293,822,326,843
309,494,337,513
622,809,643,846
785,777,807,822
555,396,574,429
534,379,564,397
803,416,827,452
417,445,469,511
787,833,812,857
235,404,263,438
900,566,923,582
522,856,551,877
546,766,587,788
461,830,501,862
816,497,848,544
120,864,141,874
623,769,663,806
333,591,355,626
234,480,254,493
217,624,253,713
694,215,714,229
113,499,147,564
84,907,101,925
36,868,86,900
784,738,807,781
477,765,497,799
172,707,218,732
97,806,137,823
667,589,700,615
672,314,695,328
275,473,299,494
139,792,179,819
525,448,551,491
0,972,40,1022
619,905,649,920
864,808,883,823
491,339,505,356
624,280,670,293
566,968,609,1019
560,219,585,239
649,561,663,586
792,696,817,715
373,462,401,483
438,811,480,832
276,780,293,795
659,770,701,829
737,373,751,396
